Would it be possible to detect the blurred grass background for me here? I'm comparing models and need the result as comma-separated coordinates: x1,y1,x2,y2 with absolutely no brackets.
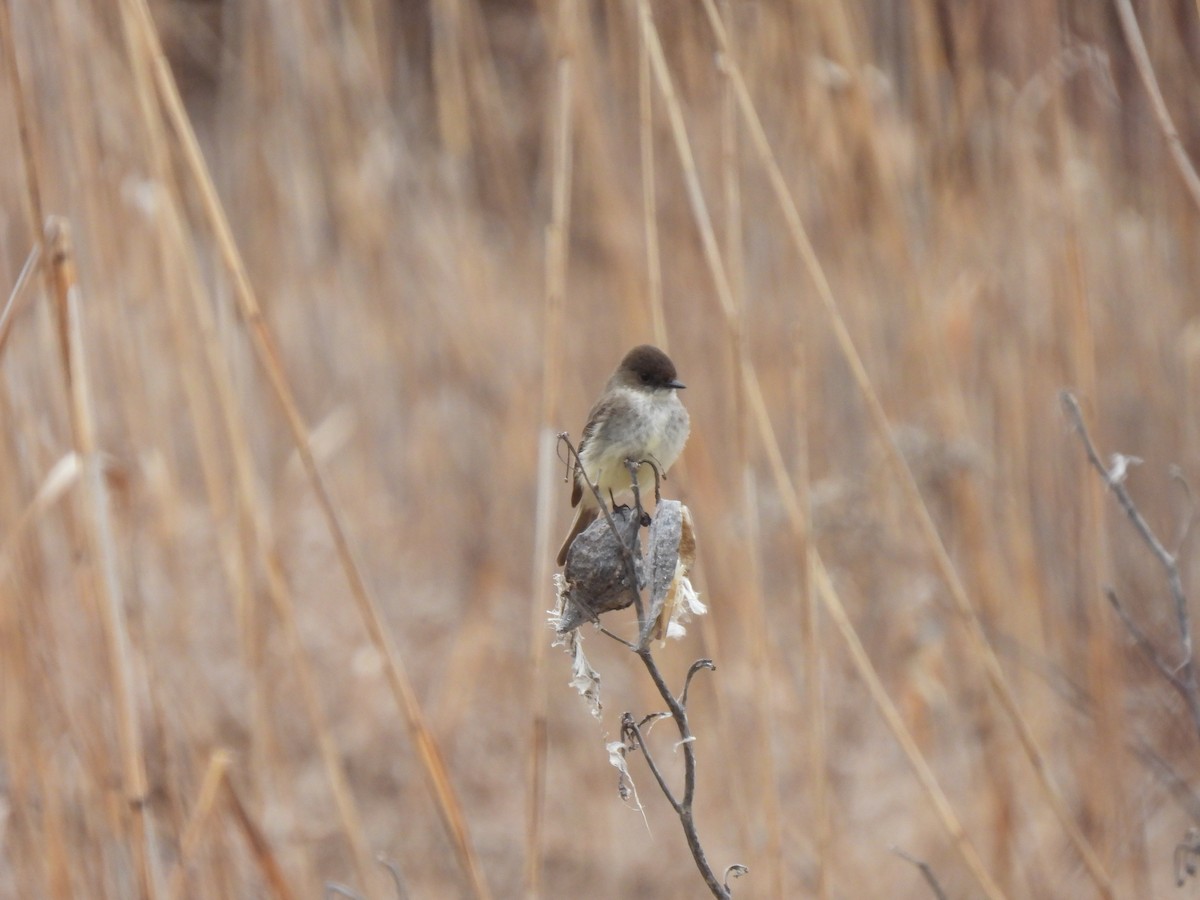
2,0,1200,897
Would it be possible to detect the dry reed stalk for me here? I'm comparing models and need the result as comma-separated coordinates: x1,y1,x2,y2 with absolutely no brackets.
525,3,575,893
167,749,231,900
1,35,139,898
0,451,72,898
119,3,492,896
46,218,160,899
0,0,46,237
1113,0,1200,215
0,442,75,900
431,0,472,159
344,0,383,89
114,6,382,890
790,320,829,900
715,9,784,894
112,0,276,873
0,454,78,578
813,553,1006,900
639,23,666,348
635,0,800,545
3,2,1198,896
694,4,1114,893
40,750,71,898
221,767,296,900
901,186,1022,897
456,0,526,219
540,2,651,339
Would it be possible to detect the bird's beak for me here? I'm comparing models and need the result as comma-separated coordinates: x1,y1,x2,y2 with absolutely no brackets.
668,379,686,390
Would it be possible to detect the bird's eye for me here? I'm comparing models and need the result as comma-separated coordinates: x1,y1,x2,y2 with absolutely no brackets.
641,373,651,383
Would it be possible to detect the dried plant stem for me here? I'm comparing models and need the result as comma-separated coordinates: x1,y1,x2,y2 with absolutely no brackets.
716,9,784,893
0,0,47,236
793,330,830,900
120,2,491,895
1062,392,1200,738
167,750,232,900
638,22,666,348
222,768,296,900
1112,0,1200,215
892,847,950,900
526,2,575,893
162,757,295,898
629,651,729,899
554,438,731,893
0,454,79,579
46,219,159,900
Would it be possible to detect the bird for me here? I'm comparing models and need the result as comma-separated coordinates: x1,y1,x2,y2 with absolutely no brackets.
557,344,690,566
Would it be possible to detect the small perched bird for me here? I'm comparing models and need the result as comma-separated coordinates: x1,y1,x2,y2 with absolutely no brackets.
557,344,690,566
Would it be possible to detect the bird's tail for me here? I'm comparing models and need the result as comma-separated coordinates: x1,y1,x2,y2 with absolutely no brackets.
556,504,599,566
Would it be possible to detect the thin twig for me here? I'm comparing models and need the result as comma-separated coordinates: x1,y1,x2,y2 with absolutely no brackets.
622,713,680,812
892,847,950,900
1104,588,1188,693
681,660,715,708
597,626,639,651
1062,391,1200,738
636,711,671,732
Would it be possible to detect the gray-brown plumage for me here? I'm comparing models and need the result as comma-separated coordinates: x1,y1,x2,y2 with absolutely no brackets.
557,345,690,566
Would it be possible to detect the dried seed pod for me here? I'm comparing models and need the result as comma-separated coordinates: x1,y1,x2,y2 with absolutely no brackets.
556,506,643,633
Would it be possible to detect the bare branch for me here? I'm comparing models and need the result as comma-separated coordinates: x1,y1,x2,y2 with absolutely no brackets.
633,646,735,898
681,659,716,708
1063,391,1200,740
891,847,950,900
1104,588,1188,693
622,712,681,813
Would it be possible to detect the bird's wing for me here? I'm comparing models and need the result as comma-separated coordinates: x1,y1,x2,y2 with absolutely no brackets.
571,397,608,508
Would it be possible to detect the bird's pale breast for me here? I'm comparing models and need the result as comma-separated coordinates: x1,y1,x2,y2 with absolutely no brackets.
579,387,689,501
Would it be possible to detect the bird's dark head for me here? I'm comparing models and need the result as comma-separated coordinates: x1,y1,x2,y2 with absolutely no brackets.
616,344,686,391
